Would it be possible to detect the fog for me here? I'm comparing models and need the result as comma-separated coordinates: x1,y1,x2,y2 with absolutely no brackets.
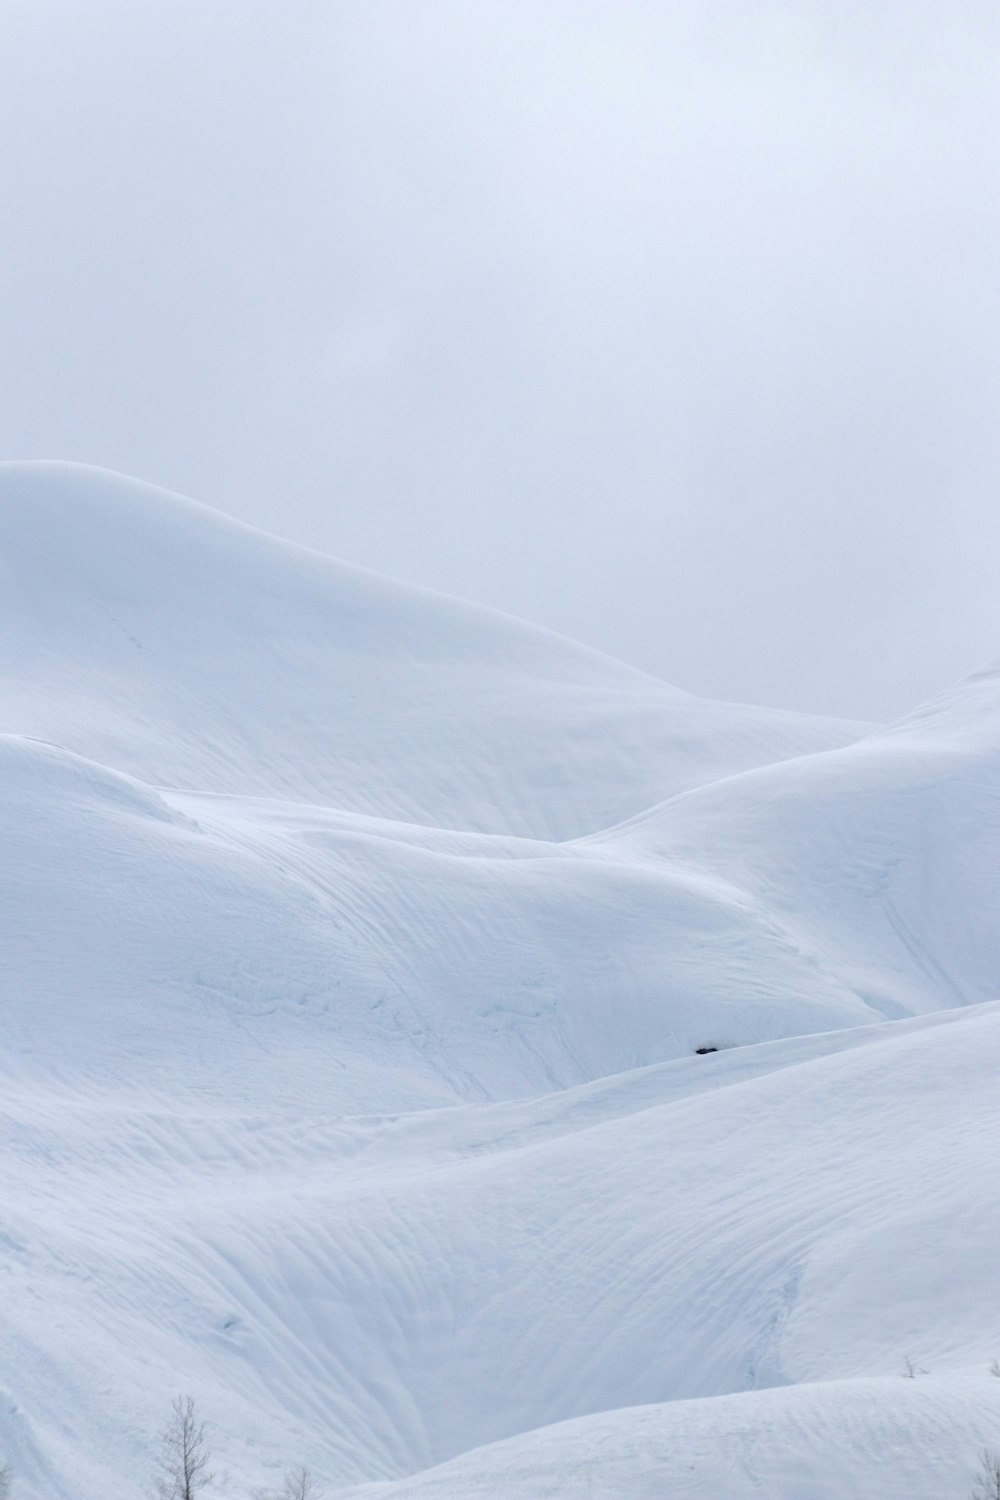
2,1,999,719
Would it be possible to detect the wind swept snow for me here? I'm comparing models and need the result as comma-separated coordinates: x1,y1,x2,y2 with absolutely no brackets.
0,463,997,1498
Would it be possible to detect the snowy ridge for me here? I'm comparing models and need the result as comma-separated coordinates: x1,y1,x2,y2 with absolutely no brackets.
0,463,867,839
1,463,998,1497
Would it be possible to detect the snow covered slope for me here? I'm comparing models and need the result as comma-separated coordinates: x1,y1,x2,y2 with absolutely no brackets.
1,462,998,1499
3,1013,1000,1498
0,462,865,839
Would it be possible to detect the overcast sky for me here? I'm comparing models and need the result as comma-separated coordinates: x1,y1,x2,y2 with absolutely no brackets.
2,1,999,719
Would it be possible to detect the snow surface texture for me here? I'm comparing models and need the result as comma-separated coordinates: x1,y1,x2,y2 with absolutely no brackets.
1,462,998,1498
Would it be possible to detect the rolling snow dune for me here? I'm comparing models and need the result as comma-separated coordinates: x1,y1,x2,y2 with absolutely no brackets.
342,1375,1000,1500
1,463,998,1498
2,1012,999,1497
589,672,1000,1022
0,462,867,839
0,730,890,1113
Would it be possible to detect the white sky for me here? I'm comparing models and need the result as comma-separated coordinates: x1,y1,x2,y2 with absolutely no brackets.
3,0,1000,719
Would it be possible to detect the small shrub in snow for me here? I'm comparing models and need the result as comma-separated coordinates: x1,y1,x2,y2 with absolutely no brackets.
255,1467,321,1500
970,1448,1000,1500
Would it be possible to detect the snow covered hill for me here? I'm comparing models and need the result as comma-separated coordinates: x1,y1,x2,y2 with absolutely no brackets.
0,463,865,840
1,462,998,1498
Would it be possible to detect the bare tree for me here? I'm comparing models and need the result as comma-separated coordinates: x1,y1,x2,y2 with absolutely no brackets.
254,1466,321,1500
157,1396,213,1500
900,1354,927,1378
280,1468,320,1500
990,1359,1000,1378
971,1448,1000,1500
0,1459,12,1498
